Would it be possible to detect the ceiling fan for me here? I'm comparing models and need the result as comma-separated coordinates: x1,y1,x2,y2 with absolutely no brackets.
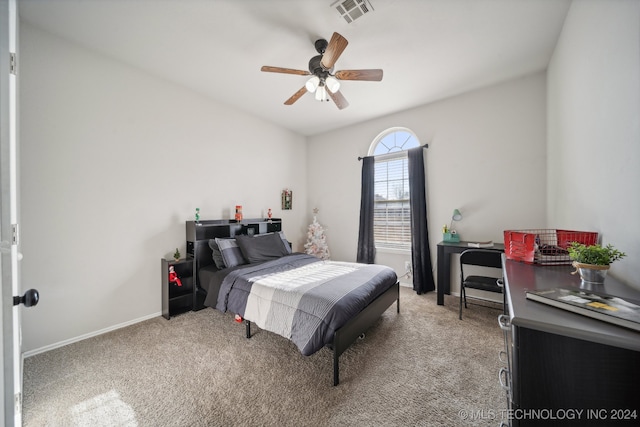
260,32,383,110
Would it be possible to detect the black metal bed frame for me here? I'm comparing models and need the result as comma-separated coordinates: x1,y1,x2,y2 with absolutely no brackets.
245,282,400,386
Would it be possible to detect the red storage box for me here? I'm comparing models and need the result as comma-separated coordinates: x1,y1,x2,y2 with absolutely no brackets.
503,229,598,265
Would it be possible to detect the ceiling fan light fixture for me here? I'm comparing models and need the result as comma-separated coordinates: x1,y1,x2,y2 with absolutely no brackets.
261,31,381,110
315,85,328,101
325,75,340,93
305,76,320,92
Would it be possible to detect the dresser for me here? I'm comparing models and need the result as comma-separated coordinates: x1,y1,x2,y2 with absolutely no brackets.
500,258,640,426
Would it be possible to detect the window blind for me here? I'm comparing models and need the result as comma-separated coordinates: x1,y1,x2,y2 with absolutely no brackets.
374,155,411,250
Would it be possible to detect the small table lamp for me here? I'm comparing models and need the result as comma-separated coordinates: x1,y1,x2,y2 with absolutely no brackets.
444,209,462,243
450,209,462,231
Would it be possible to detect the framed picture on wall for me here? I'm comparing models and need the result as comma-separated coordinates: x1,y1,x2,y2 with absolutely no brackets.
282,189,292,210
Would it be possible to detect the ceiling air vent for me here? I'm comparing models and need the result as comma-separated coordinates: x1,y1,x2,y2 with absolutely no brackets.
331,0,374,24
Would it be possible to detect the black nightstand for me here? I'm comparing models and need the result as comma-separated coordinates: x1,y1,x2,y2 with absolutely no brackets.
161,258,194,319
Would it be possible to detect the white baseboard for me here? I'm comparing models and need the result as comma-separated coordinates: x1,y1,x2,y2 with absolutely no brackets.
23,311,162,358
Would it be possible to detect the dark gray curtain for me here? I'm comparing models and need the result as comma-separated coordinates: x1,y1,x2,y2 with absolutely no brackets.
408,147,435,294
357,156,376,264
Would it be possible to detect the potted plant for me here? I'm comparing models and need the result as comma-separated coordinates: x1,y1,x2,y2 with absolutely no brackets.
173,248,181,262
567,242,626,285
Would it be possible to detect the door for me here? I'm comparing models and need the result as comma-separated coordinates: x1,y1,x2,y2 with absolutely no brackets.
1,1,37,425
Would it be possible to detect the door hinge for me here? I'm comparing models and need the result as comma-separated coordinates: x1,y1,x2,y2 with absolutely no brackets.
10,52,17,75
11,224,19,245
14,392,21,414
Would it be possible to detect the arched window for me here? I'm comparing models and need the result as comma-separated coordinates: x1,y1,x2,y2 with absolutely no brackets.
369,128,420,250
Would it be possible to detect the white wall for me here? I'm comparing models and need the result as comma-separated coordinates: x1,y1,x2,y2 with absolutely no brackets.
307,73,548,293
19,24,308,353
547,0,640,288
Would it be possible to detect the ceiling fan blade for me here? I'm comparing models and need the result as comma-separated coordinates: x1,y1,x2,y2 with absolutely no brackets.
261,66,310,76
335,69,383,81
320,32,348,70
327,89,349,110
284,87,308,105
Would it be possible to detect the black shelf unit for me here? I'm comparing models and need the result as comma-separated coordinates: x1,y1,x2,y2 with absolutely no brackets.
161,258,194,319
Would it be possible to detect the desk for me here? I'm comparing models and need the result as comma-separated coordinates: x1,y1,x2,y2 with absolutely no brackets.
436,241,505,305
502,259,640,425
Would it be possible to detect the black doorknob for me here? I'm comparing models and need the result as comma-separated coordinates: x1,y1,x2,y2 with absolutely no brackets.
13,289,39,307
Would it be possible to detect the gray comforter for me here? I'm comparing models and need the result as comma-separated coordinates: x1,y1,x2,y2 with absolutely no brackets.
214,253,397,356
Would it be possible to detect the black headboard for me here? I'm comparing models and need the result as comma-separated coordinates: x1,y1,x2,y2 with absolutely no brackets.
186,218,282,309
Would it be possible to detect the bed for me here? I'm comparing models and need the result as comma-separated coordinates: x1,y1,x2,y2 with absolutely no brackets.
186,218,399,385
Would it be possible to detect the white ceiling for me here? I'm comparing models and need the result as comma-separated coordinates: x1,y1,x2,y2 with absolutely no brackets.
18,0,572,136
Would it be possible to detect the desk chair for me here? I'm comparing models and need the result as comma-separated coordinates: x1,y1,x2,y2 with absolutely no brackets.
459,249,503,320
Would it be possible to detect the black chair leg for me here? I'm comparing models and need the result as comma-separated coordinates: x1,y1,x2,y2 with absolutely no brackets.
459,285,464,320
463,286,468,308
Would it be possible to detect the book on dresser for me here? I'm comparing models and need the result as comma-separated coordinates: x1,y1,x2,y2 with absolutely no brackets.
526,287,640,332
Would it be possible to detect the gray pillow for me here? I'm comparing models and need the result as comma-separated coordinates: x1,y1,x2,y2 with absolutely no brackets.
236,233,289,264
276,231,292,254
214,238,247,268
254,231,292,254
208,239,226,269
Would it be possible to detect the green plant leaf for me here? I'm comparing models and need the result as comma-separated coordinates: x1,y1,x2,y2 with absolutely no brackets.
567,242,626,265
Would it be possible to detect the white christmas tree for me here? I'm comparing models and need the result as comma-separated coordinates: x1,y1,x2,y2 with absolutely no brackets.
304,208,330,260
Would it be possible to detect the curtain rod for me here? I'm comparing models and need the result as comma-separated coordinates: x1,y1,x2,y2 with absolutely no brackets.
357,144,428,161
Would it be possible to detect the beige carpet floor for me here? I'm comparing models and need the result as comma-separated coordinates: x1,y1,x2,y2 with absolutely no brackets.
23,287,506,426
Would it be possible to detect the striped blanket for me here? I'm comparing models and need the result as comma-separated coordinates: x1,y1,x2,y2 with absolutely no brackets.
215,253,397,356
